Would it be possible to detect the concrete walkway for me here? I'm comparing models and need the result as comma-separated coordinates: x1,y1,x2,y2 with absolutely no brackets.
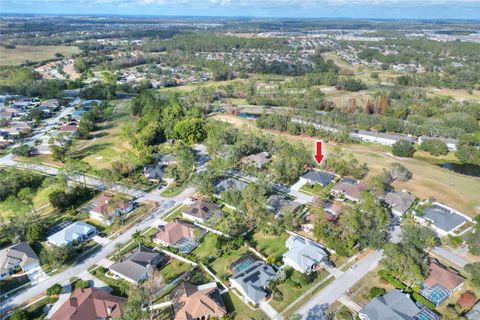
259,301,283,320
431,246,469,268
338,295,362,312
46,282,71,319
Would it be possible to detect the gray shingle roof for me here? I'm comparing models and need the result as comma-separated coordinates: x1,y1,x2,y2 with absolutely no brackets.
466,301,480,320
421,204,467,233
384,191,415,216
214,178,248,194
230,261,277,304
301,170,336,186
360,289,422,320
109,246,165,283
283,236,327,273
0,242,39,274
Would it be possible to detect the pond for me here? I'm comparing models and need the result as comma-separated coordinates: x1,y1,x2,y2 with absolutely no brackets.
238,113,259,119
439,162,480,177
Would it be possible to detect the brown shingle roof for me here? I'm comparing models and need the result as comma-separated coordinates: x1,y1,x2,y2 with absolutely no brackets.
424,259,465,291
90,193,130,218
458,291,476,310
49,288,127,320
155,220,196,246
172,282,226,320
331,181,367,200
183,200,218,220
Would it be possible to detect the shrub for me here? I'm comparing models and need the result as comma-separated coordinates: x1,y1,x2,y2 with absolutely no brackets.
377,270,407,290
46,283,62,296
272,289,283,302
335,309,353,320
420,139,448,156
10,310,28,320
412,291,436,310
74,280,90,289
392,140,415,158
369,287,386,299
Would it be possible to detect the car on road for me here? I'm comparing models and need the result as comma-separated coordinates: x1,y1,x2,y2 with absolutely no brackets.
349,264,358,271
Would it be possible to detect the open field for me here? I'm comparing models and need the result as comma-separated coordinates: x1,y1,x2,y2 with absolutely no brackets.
212,114,480,217
0,45,80,65
73,99,137,169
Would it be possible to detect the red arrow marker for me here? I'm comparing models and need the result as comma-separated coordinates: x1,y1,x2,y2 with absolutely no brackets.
314,141,324,164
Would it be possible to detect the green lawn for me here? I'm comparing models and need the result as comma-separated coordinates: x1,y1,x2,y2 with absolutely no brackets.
160,184,185,197
271,270,329,313
159,259,192,283
90,266,130,297
192,232,219,260
299,183,323,195
164,204,187,222
210,246,250,282
221,291,268,320
252,231,289,261
0,274,30,293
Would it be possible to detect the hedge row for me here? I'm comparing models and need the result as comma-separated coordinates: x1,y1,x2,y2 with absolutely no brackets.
377,270,437,311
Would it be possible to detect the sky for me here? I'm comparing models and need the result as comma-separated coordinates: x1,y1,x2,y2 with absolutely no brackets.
1,0,480,20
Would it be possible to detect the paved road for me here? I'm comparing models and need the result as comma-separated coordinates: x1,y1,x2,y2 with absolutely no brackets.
0,187,194,313
431,246,469,268
296,250,383,318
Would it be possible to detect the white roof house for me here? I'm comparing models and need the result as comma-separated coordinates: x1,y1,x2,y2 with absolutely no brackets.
47,221,97,247
283,235,328,274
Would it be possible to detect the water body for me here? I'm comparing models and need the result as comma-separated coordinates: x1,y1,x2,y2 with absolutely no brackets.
440,162,480,177
239,113,259,119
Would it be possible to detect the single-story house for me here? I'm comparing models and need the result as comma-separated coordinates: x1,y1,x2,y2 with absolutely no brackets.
172,282,226,320
229,261,277,306
109,246,165,285
421,259,465,305
266,195,301,218
214,177,248,195
359,289,439,320
299,170,336,187
350,129,416,146
154,220,198,254
0,242,40,280
384,191,415,217
240,151,271,168
182,199,220,224
331,178,368,202
88,193,134,225
415,203,470,237
49,287,127,320
466,300,480,320
283,235,327,274
143,164,166,182
323,201,344,221
47,221,96,247
418,136,458,151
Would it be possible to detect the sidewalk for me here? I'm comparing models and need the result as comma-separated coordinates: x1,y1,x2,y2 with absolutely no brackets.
259,301,283,320
46,282,71,318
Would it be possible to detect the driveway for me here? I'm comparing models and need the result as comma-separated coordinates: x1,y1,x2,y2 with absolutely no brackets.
259,301,283,320
296,250,383,318
0,187,195,313
431,247,469,268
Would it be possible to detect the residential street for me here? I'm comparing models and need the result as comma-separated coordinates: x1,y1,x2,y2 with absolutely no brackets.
0,187,195,313
296,250,383,319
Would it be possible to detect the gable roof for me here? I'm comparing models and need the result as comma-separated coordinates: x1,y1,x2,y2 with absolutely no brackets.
50,288,126,320
241,152,271,168
360,289,422,320
47,221,96,246
421,204,467,233
155,220,196,246
183,200,219,220
90,193,131,218
267,195,301,216
109,246,164,283
230,261,277,304
301,170,336,186
331,179,368,201
283,236,327,273
0,242,39,274
384,191,415,215
214,177,248,194
424,259,465,291
172,282,226,320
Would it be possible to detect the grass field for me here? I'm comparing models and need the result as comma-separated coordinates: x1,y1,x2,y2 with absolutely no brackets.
252,231,289,261
0,45,80,65
349,267,394,307
159,259,192,283
212,114,480,217
73,99,137,169
221,291,268,320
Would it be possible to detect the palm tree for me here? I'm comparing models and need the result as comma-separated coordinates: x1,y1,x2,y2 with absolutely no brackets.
132,230,144,248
